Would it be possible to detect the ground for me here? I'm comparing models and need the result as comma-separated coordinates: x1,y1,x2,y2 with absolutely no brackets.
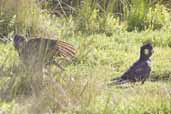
0,31,171,114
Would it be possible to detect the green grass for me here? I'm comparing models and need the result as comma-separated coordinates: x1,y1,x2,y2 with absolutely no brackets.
1,0,171,113
0,30,171,114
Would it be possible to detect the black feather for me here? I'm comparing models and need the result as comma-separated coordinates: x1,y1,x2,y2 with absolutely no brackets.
110,43,153,85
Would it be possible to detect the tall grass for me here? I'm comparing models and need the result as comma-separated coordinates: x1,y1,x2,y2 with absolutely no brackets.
0,0,171,114
73,0,123,34
1,0,170,36
125,0,149,31
0,0,62,39
146,4,171,30
56,0,170,33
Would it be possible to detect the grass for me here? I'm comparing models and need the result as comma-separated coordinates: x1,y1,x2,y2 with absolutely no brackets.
0,30,171,114
0,0,171,113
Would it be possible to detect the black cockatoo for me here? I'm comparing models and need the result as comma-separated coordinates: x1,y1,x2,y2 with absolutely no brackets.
110,43,153,85
13,34,76,71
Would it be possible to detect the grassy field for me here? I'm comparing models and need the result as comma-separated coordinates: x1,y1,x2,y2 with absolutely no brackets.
1,0,171,113
0,31,171,114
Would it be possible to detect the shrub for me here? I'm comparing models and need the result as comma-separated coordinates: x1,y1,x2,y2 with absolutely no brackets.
145,4,171,30
126,0,149,31
74,8,121,35
0,0,61,39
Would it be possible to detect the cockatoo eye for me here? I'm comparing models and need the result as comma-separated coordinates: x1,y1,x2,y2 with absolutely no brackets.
144,49,149,55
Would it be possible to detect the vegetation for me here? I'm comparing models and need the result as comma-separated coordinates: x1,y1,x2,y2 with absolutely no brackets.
0,0,171,114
